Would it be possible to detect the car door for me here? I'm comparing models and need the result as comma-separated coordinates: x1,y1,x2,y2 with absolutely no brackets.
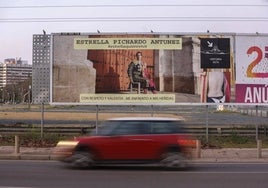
93,121,143,160
118,121,156,160
112,121,162,160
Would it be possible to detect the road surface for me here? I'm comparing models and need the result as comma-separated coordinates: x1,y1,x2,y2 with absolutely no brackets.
0,160,268,188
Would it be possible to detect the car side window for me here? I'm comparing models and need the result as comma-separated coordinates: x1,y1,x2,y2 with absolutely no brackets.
139,121,152,134
151,121,181,134
112,121,142,135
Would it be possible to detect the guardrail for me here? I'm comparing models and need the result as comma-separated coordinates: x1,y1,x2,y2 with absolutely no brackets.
1,124,267,136
0,124,94,135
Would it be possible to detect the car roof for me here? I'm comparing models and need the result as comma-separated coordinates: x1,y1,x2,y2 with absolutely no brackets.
108,117,184,121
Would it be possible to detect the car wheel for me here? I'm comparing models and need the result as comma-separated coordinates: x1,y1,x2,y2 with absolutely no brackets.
160,152,187,170
70,151,94,169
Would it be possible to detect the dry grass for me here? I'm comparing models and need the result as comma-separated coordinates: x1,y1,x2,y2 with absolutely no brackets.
0,111,179,121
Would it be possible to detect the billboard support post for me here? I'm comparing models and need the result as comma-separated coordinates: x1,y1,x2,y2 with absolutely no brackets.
256,105,259,141
206,105,209,143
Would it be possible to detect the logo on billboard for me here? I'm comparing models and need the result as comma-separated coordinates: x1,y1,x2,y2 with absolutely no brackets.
200,38,230,69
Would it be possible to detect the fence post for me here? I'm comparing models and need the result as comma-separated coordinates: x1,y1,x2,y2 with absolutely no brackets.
14,135,20,154
41,102,44,140
151,105,154,117
196,140,201,158
96,105,99,134
257,140,262,159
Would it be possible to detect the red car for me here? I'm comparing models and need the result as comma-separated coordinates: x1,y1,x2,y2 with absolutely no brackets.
53,117,195,169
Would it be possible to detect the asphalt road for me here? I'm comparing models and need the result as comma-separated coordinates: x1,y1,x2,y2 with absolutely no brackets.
1,160,268,188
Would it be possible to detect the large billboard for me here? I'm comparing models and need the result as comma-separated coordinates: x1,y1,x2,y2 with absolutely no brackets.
235,36,268,103
51,33,234,104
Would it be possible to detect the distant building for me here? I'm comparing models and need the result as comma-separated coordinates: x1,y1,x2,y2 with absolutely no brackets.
0,59,32,88
4,58,16,64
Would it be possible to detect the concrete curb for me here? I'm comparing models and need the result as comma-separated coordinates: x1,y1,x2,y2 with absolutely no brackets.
1,154,268,163
0,154,51,160
1,147,268,163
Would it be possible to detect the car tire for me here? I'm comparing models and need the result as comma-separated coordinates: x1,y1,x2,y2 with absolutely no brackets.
70,151,94,169
160,152,187,170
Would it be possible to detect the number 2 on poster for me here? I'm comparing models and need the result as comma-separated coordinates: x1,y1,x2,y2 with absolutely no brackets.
246,46,268,78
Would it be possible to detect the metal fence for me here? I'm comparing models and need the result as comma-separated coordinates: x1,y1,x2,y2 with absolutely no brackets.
1,104,268,140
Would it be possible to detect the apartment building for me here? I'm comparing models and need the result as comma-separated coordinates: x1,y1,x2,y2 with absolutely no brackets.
0,58,32,88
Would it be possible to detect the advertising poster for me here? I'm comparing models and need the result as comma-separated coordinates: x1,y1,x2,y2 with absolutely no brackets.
200,38,232,103
200,38,230,69
51,33,234,104
235,36,268,103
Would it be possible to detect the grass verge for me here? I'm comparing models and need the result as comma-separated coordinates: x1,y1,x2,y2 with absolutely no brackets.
1,133,268,148
198,134,268,148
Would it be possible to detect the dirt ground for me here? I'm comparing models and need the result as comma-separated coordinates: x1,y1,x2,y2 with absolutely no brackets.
0,111,179,121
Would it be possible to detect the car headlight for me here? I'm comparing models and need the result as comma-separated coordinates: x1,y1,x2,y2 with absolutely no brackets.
56,141,79,147
53,141,79,159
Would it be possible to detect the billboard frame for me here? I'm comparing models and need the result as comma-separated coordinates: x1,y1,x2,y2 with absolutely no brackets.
47,32,268,106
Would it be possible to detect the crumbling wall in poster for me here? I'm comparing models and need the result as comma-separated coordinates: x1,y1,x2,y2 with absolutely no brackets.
53,35,96,102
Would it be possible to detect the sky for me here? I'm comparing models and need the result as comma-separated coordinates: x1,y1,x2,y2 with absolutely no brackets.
1,0,268,64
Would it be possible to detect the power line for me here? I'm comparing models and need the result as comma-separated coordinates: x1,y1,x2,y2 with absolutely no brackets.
0,4,267,9
1,16,268,23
